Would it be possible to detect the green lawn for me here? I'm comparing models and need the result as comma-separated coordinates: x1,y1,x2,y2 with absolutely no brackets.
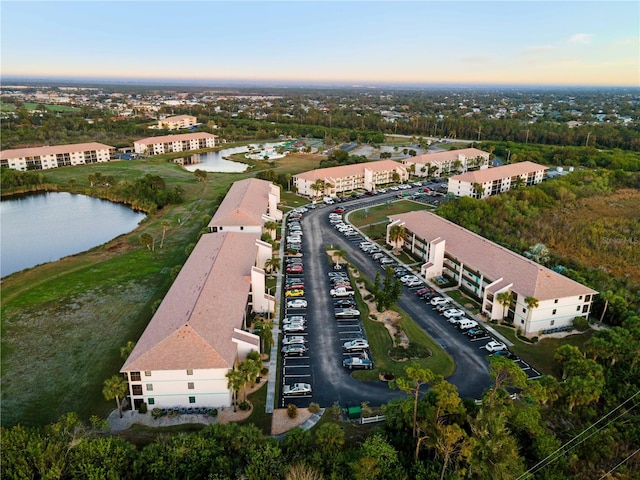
493,325,595,378
24,102,77,112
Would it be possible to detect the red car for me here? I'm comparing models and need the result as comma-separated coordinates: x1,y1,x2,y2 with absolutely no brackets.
332,207,345,214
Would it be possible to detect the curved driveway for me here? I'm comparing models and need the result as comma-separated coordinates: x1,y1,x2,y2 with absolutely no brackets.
280,192,493,409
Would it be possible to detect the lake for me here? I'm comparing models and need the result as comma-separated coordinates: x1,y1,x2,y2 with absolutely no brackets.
182,142,284,173
0,192,147,277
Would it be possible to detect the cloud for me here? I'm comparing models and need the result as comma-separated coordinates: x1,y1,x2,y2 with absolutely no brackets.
569,33,592,45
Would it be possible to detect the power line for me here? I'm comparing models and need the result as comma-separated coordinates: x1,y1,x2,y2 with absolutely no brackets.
516,390,640,479
598,447,640,480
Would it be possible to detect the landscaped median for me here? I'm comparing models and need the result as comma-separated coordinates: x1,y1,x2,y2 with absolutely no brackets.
347,268,455,381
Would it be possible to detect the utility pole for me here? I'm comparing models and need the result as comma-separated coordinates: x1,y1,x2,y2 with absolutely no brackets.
477,125,481,142
586,132,591,147
525,129,530,144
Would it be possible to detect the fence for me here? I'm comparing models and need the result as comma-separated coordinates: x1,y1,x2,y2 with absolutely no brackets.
359,415,386,425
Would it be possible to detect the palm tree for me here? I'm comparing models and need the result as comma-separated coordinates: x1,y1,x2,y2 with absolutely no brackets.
119,340,136,360
264,257,280,277
388,224,406,251
599,290,613,323
159,220,170,249
472,182,485,199
495,291,512,321
310,179,326,201
524,296,539,330
263,220,279,242
255,319,274,353
226,368,244,412
102,375,127,418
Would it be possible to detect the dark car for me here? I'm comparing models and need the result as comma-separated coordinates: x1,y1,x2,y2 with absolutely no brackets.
334,299,357,309
465,328,487,339
490,350,520,361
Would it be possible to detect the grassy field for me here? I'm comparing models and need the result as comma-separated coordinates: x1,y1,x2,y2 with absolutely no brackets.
23,102,78,112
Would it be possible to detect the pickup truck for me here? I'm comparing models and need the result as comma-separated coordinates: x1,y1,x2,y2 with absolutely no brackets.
330,287,355,297
343,356,373,370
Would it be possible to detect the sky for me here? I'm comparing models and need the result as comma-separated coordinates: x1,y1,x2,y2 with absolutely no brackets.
1,1,639,87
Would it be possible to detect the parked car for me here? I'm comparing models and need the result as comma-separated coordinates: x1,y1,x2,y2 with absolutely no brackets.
485,341,507,352
282,323,306,333
334,298,357,308
283,383,312,396
332,207,345,214
443,308,465,319
335,308,360,319
400,275,421,284
285,289,305,297
465,328,487,339
282,335,306,345
286,299,308,309
343,338,369,351
457,319,479,330
430,296,447,305
343,356,373,369
331,287,354,297
380,257,395,265
282,315,305,325
405,278,423,287
490,350,520,361
285,283,305,291
286,266,303,274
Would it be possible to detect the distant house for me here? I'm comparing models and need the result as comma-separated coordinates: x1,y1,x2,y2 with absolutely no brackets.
158,114,197,130
133,132,218,155
293,160,408,197
0,142,114,171
387,211,597,336
401,148,490,178
448,161,548,199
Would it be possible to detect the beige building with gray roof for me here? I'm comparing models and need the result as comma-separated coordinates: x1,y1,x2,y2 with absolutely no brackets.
388,211,597,336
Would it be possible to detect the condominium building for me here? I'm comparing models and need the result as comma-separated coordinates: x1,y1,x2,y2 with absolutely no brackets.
120,232,272,410
448,161,548,199
387,211,597,336
208,178,283,234
293,160,408,197
401,148,490,178
0,142,114,171
121,178,282,410
157,114,198,130
133,132,218,155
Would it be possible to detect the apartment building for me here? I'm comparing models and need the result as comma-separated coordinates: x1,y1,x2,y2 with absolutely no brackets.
133,132,218,155
448,161,548,199
401,148,490,178
120,232,272,410
208,178,283,234
120,179,282,410
293,160,408,197
158,114,197,130
0,142,114,171
387,211,597,336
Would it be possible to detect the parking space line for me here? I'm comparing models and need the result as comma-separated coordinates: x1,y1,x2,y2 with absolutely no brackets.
283,373,311,378
470,336,490,342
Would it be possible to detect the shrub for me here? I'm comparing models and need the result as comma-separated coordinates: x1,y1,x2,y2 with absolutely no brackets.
238,401,251,411
308,403,321,414
151,408,163,419
573,316,590,331
287,403,298,419
260,367,269,375
138,402,148,414
208,408,218,417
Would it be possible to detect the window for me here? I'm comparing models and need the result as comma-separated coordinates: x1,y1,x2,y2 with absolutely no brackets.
132,385,143,395
554,299,558,304
187,369,193,375
550,320,555,326
585,295,591,302
579,295,583,300
145,371,151,377
189,396,196,404
522,307,526,313
240,226,244,231
577,306,581,311
583,305,589,313
552,309,557,315
188,382,194,390
130,372,141,381
148,398,155,405
146,384,153,391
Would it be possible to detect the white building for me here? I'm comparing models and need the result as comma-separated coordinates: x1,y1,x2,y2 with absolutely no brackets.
208,178,283,234
293,160,408,197
157,114,198,130
448,161,548,199
0,142,114,171
134,132,218,155
120,232,273,410
387,211,597,336
401,148,490,178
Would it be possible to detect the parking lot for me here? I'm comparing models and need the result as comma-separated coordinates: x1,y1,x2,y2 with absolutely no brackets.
277,184,540,408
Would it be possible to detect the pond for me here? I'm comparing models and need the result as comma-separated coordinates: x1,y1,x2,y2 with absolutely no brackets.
1,192,146,277
181,142,284,173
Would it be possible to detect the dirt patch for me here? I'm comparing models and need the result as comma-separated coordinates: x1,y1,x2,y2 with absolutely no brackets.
270,408,314,436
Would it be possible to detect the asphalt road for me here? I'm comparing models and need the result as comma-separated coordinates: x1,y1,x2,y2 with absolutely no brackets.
280,187,503,408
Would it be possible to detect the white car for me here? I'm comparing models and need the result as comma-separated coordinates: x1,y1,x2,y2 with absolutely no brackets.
430,297,450,306
283,383,312,396
401,275,421,284
282,335,306,345
283,315,305,324
443,308,465,319
282,323,305,333
485,341,507,353
287,299,308,309
405,278,423,287
343,338,369,351
389,186,399,191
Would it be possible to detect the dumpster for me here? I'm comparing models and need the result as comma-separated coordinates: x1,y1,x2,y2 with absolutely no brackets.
347,405,362,420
